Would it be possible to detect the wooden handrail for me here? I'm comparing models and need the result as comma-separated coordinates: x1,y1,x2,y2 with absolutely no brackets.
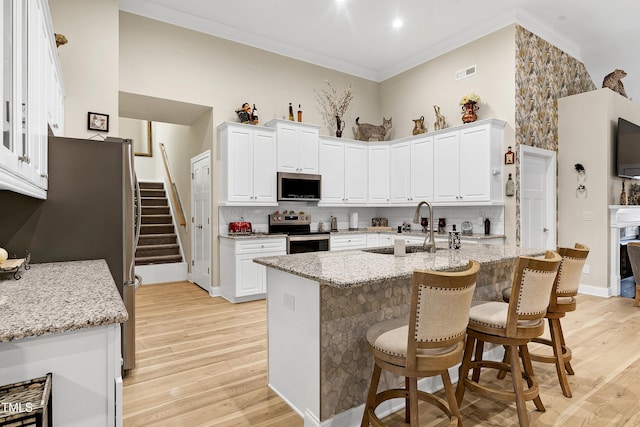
159,143,187,227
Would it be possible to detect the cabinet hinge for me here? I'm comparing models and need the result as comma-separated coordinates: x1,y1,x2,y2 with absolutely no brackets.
191,172,194,180
207,267,210,274
191,260,194,266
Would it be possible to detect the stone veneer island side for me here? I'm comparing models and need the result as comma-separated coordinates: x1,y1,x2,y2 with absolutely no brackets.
254,243,545,426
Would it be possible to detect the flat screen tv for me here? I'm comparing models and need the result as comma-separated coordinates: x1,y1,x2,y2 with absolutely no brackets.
617,117,640,178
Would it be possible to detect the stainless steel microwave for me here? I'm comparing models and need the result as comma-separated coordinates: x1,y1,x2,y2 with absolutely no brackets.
277,172,322,202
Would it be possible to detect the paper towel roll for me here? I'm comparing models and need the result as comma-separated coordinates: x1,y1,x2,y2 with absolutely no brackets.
349,212,358,230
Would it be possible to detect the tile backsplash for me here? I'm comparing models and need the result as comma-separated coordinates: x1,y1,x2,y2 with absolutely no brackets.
219,204,504,235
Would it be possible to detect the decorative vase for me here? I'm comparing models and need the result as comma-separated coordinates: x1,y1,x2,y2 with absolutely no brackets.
461,101,479,123
335,115,345,138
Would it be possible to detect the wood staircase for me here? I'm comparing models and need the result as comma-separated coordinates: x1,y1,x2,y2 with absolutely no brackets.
135,182,183,265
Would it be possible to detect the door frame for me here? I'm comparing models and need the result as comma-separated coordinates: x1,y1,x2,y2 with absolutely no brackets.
520,145,556,249
189,150,212,292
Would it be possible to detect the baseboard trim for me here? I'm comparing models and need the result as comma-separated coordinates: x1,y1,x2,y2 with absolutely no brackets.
135,262,188,285
578,284,611,298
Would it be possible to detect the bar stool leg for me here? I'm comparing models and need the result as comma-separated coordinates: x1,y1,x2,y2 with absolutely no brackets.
361,364,382,427
508,344,530,427
549,318,572,397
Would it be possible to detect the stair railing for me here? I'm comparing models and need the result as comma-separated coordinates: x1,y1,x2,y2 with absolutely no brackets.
159,143,187,227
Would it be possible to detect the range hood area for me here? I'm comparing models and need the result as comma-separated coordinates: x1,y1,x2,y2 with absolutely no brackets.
277,172,321,202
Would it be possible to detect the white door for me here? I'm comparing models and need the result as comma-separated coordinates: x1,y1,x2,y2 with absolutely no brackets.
190,151,211,291
521,146,556,249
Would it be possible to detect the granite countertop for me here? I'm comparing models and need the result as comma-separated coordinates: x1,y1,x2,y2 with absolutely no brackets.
332,229,505,241
254,243,544,288
219,232,287,240
0,259,128,342
219,230,504,240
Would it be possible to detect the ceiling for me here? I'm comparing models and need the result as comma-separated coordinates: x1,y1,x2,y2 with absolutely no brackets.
119,0,640,84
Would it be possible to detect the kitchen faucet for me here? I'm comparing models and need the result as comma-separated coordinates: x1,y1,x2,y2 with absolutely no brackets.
412,201,437,253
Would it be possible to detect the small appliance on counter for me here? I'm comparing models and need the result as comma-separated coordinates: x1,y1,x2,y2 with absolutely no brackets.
330,216,338,231
461,221,473,236
349,212,359,230
228,219,253,234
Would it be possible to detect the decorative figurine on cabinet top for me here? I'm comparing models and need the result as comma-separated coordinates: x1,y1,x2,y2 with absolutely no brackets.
353,117,392,141
433,105,447,130
412,116,426,135
235,102,259,125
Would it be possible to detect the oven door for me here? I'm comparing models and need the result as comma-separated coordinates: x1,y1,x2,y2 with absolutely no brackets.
287,235,330,254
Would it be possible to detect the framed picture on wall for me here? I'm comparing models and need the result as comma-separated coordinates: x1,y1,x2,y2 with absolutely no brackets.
88,112,109,132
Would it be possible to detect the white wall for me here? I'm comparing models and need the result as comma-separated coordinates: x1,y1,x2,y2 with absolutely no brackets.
380,25,516,244
558,88,640,290
49,0,119,137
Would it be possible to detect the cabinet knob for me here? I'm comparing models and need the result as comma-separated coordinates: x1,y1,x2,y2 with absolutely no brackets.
52,124,58,129
40,173,48,179
196,224,203,229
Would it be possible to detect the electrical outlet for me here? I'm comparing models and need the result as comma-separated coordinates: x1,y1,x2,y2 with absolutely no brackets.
283,293,295,311
582,211,593,221
478,216,484,226
583,264,590,274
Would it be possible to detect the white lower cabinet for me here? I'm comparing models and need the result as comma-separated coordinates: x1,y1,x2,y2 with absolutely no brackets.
330,234,367,251
366,233,394,247
219,237,286,302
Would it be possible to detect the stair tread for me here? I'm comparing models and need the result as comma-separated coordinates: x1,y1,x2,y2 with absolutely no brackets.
135,254,183,261
138,233,177,237
136,243,179,249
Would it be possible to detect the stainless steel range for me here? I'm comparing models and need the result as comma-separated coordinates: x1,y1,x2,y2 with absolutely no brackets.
268,212,330,254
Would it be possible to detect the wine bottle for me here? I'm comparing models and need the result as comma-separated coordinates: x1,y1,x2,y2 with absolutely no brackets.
288,103,294,121
251,104,258,124
297,104,302,122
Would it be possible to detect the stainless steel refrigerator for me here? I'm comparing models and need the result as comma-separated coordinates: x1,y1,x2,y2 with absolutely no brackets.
0,136,142,371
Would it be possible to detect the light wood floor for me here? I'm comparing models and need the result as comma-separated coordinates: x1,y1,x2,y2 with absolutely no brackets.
124,281,640,426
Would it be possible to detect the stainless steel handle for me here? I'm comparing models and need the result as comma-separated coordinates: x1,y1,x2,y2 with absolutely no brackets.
196,224,203,229
18,155,30,164
543,227,549,232
134,274,143,290
134,175,142,247
40,173,48,179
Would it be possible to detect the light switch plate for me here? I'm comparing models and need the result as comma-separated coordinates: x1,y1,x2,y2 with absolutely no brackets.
283,293,295,311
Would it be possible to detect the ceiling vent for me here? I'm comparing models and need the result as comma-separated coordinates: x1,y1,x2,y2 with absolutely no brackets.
455,65,477,80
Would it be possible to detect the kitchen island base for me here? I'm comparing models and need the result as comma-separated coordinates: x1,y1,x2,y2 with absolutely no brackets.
264,247,530,425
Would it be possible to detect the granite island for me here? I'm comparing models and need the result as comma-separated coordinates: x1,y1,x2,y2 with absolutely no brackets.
0,259,128,427
254,243,545,426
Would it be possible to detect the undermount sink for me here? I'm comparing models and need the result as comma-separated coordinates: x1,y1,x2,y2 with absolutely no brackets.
362,245,445,255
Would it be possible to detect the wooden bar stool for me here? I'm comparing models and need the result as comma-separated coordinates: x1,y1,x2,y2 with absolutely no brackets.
361,260,480,427
501,243,589,398
455,251,561,427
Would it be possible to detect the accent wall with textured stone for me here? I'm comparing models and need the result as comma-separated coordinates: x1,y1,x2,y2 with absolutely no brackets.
514,25,597,243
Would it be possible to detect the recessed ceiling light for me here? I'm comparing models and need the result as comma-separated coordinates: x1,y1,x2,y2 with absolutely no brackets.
557,15,567,21
336,0,345,3
393,18,403,28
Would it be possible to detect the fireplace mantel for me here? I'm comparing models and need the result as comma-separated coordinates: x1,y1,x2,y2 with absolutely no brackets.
609,206,640,296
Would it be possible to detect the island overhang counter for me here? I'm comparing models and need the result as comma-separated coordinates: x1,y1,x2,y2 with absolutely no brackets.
254,244,545,425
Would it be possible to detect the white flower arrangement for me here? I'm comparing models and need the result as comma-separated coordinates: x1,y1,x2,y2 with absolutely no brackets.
315,81,354,132
459,93,481,105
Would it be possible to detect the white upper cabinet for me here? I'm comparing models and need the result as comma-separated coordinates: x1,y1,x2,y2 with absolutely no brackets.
219,122,277,205
0,0,64,199
368,143,390,205
319,137,367,206
266,119,320,174
433,119,505,203
389,135,434,205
